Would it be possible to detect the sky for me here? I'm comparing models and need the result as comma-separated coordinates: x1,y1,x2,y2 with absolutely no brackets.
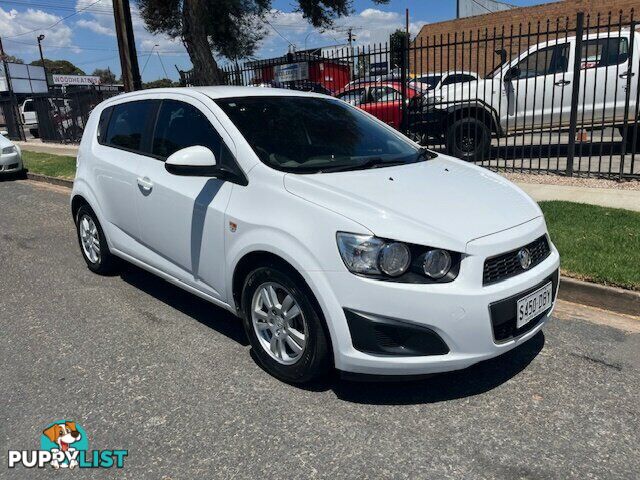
0,0,554,82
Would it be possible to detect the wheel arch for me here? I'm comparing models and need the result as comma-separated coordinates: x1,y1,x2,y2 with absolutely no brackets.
444,102,502,135
231,250,335,364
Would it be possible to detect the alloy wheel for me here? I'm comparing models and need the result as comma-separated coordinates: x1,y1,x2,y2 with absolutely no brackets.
79,215,101,264
251,282,307,365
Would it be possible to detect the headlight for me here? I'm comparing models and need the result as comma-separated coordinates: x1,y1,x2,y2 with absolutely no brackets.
1,146,16,155
336,233,384,275
379,242,411,277
422,249,452,279
337,232,458,282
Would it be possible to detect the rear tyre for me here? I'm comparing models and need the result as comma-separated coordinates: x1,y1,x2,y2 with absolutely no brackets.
241,264,331,384
446,117,491,162
75,205,117,275
618,124,640,152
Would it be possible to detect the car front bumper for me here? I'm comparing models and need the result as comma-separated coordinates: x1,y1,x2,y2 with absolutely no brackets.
308,217,560,376
0,151,23,173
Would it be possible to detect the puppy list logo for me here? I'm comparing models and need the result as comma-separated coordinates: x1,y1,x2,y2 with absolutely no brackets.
7,420,127,469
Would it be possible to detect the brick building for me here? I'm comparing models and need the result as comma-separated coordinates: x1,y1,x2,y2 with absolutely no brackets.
410,0,638,76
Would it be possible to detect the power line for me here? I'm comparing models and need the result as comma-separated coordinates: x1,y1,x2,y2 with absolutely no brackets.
264,19,295,47
2,37,184,54
5,0,106,38
156,50,168,78
0,0,117,15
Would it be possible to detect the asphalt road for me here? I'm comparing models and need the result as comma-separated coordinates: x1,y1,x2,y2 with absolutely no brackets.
1,179,639,479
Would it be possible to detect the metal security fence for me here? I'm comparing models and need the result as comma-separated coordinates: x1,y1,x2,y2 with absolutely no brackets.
31,89,121,143
208,9,640,180
0,87,122,144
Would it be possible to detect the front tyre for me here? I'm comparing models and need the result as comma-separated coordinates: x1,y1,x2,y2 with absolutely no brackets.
446,117,491,162
241,265,331,384
75,205,117,275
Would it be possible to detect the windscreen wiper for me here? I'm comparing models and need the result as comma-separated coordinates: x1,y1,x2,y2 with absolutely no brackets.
318,157,408,173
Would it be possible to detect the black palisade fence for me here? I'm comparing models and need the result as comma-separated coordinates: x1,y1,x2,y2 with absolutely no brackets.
211,9,640,180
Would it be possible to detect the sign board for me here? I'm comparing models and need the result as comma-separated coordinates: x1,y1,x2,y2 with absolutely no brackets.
0,63,48,93
369,62,389,76
274,62,309,82
52,74,101,86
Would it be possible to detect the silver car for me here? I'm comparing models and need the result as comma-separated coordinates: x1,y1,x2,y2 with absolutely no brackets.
0,131,23,174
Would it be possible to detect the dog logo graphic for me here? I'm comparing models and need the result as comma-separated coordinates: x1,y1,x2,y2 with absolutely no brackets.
8,420,127,469
41,421,87,469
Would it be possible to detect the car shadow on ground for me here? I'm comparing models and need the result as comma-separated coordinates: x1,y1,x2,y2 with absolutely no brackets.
118,262,250,347
0,171,28,182
330,331,544,405
116,261,545,405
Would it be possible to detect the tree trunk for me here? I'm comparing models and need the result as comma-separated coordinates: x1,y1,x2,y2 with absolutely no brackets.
182,0,222,86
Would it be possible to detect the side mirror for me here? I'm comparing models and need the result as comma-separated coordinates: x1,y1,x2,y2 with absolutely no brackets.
165,146,217,176
504,67,521,82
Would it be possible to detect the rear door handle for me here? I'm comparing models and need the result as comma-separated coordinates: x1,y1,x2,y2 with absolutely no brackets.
619,72,635,79
554,80,571,86
137,177,153,192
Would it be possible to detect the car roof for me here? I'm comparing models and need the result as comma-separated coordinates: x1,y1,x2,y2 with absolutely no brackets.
114,86,329,100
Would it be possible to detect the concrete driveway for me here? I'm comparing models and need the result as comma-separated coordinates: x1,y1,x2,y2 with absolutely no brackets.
1,179,638,479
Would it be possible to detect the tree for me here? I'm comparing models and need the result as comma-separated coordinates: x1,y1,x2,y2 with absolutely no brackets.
30,59,85,75
3,55,24,64
143,78,178,89
92,68,117,84
138,0,388,86
389,29,409,69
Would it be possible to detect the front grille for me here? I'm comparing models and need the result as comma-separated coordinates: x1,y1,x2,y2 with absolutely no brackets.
483,235,551,286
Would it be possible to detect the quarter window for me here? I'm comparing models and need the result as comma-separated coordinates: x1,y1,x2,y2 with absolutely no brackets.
105,100,156,152
97,107,112,144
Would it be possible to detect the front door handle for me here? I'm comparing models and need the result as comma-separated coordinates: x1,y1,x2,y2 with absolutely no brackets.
554,80,571,86
619,72,635,79
137,177,153,192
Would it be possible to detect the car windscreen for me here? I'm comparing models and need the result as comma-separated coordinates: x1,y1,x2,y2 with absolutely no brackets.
215,96,428,173
414,75,441,89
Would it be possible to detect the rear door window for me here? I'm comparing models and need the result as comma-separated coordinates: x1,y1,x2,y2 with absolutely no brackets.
105,100,157,153
151,99,236,168
580,37,629,69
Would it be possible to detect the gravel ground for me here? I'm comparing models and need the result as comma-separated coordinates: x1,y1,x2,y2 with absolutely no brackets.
500,171,640,190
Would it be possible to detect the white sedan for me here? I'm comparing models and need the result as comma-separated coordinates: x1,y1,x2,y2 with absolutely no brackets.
0,131,23,174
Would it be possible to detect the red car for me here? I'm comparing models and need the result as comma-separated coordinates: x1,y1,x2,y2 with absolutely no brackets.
335,82,420,129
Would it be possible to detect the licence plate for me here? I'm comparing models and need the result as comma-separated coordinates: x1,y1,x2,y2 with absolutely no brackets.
516,282,553,329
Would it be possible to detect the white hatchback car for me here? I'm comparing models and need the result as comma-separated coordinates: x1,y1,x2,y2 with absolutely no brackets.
71,87,560,383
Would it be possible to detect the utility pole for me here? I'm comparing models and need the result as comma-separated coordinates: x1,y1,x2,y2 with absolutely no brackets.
456,0,460,19
112,0,142,91
37,34,49,89
347,27,356,79
405,8,410,37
